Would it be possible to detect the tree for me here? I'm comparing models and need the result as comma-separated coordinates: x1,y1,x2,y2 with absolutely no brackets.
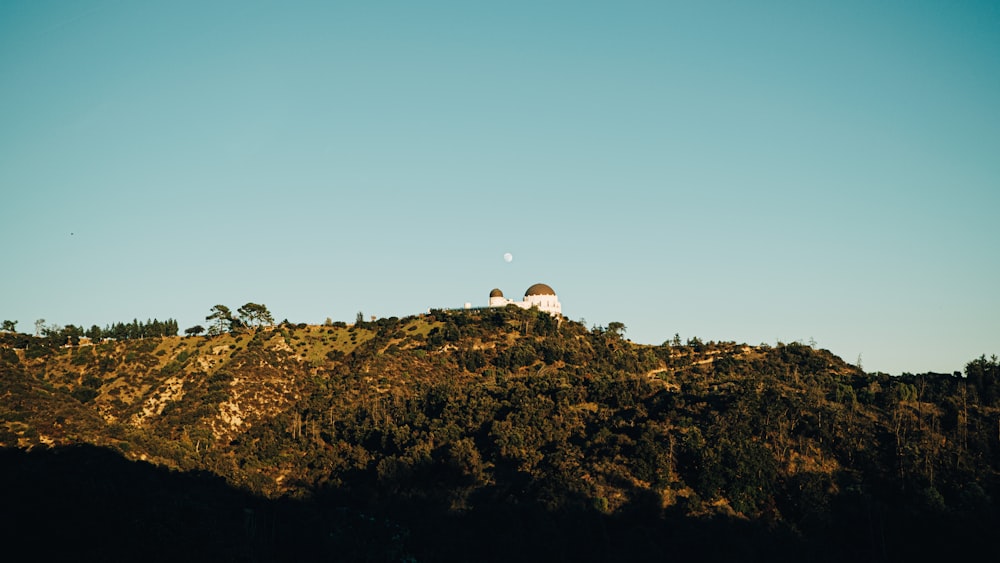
61,324,84,346
237,303,274,328
966,354,1000,406
34,318,45,337
86,325,103,341
1,320,15,332
41,323,63,338
185,325,205,336
607,322,627,339
163,318,179,337
206,305,234,335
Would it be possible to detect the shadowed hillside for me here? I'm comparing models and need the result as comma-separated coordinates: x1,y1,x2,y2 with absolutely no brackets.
0,444,415,562
2,307,999,561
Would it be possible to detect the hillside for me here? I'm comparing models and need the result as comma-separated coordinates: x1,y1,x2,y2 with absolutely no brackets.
2,306,999,562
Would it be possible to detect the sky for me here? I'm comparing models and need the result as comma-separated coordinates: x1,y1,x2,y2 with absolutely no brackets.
1,1,997,375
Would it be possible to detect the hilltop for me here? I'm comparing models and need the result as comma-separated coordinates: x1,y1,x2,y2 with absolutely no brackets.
2,306,999,561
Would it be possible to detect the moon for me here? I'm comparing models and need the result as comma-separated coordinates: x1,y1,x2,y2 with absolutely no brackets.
503,252,513,263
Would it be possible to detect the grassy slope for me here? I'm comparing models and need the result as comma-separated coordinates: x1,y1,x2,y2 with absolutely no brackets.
2,310,999,560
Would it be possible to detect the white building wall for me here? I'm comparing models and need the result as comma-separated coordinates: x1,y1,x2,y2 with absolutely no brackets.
523,294,561,316
488,287,562,317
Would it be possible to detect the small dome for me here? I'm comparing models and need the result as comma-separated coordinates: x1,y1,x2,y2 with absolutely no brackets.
524,283,556,296
489,288,504,298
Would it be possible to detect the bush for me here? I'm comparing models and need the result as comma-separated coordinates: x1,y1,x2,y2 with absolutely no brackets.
1,347,20,365
71,387,99,404
70,347,93,366
25,341,55,360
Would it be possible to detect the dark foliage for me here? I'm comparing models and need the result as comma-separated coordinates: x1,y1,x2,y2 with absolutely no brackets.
2,315,999,562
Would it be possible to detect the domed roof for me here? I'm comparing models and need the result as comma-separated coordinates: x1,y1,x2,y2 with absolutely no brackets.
524,283,556,296
489,288,504,298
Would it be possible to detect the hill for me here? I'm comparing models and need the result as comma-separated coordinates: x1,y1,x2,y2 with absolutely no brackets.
2,306,999,561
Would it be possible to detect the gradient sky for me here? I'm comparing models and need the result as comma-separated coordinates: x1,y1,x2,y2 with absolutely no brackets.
2,1,998,375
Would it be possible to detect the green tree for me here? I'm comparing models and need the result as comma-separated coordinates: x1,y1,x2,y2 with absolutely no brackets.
607,321,627,339
61,324,84,346
237,303,274,328
41,323,63,338
185,325,205,336
85,325,102,340
164,318,179,336
34,318,45,337
1,320,16,332
206,305,234,335
966,354,1000,405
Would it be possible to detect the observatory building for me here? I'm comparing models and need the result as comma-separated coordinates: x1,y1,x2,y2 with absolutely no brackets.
488,283,562,316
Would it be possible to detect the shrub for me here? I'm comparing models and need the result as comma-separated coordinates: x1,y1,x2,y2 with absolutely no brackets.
70,347,93,366
0,348,18,365
71,387,99,403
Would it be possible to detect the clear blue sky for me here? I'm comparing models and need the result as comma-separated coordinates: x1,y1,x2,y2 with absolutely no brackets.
2,1,997,375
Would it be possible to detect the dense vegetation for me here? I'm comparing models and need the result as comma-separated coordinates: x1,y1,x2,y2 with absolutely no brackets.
4,317,181,344
1,307,998,562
